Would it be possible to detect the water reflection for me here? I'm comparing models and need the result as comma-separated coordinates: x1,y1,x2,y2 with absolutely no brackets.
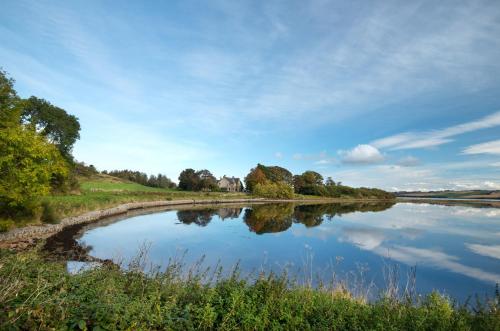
176,202,396,234
74,201,500,301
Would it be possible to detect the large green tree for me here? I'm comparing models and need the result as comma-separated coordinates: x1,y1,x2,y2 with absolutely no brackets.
196,169,217,191
178,168,199,191
0,70,69,216
0,124,68,213
0,69,23,129
21,96,80,158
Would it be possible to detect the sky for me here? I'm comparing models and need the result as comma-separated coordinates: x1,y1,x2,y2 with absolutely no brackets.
1,0,500,191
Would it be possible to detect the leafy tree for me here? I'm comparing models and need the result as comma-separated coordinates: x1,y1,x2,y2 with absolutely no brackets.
0,69,23,129
21,96,80,158
178,168,199,191
325,177,336,186
196,169,217,191
244,167,267,192
0,125,68,215
253,182,294,199
257,164,293,185
301,171,323,185
293,171,324,194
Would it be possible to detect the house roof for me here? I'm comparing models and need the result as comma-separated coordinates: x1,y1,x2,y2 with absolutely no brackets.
219,176,241,185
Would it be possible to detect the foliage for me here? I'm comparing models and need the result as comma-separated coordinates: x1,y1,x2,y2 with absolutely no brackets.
253,181,294,199
0,68,23,129
196,169,218,191
178,168,219,191
244,167,267,192
106,169,176,189
21,96,81,158
0,250,499,330
293,170,394,199
74,162,99,177
179,168,200,191
0,125,68,216
257,163,293,185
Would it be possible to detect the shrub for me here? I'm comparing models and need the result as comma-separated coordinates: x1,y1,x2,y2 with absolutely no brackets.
40,201,58,224
253,182,294,199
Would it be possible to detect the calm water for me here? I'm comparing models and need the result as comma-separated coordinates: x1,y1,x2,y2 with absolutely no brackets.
75,202,500,301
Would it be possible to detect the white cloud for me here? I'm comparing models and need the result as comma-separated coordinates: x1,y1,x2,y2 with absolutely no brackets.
274,152,283,159
341,144,384,164
463,139,500,155
372,111,500,151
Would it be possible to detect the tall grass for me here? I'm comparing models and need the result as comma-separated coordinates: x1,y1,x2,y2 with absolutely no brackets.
1,249,499,330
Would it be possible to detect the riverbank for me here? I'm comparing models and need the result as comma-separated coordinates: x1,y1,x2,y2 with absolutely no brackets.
1,249,498,330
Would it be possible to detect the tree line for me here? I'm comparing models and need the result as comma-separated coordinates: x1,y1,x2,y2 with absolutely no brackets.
244,163,394,199
102,170,176,189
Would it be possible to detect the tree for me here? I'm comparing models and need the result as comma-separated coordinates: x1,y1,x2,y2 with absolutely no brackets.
178,168,199,191
0,69,23,129
301,171,323,185
293,175,306,193
244,167,267,192
0,125,68,214
258,164,293,185
325,177,335,186
196,169,217,191
21,96,81,158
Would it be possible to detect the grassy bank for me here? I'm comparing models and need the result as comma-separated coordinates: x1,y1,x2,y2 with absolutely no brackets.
0,175,249,231
0,250,498,330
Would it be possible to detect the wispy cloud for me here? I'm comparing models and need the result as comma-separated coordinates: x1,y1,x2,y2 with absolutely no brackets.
463,139,500,155
372,111,500,151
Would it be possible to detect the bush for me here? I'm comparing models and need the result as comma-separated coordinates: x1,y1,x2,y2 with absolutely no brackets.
253,182,294,199
40,201,58,224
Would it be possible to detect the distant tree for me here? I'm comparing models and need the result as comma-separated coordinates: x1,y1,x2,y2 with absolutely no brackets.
244,167,267,192
21,96,80,159
293,175,306,193
196,169,217,191
258,164,293,185
178,168,199,191
301,171,323,186
325,177,335,186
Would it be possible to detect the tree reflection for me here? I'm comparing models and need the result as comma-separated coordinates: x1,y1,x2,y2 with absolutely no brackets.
176,202,395,232
245,202,396,234
176,208,243,226
243,204,294,234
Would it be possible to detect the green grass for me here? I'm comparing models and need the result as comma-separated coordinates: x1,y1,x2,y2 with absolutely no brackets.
79,179,176,193
1,249,499,330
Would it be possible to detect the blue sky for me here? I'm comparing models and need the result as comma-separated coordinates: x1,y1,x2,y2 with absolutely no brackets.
1,0,500,191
